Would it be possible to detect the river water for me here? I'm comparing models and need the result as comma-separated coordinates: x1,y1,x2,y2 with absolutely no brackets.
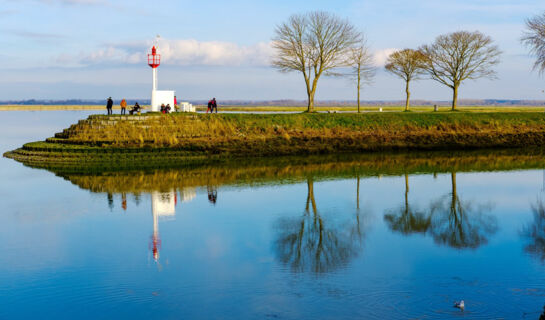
1,111,545,319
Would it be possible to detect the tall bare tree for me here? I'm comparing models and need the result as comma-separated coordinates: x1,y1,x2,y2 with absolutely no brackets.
385,49,428,111
521,12,545,74
420,31,502,110
272,11,361,112
344,38,375,113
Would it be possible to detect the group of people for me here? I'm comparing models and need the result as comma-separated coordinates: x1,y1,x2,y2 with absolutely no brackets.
207,98,218,113
106,97,141,115
160,104,172,114
106,97,218,115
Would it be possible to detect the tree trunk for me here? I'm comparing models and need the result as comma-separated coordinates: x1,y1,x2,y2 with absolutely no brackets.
307,94,314,113
308,76,320,113
405,80,410,111
451,85,458,111
357,71,361,113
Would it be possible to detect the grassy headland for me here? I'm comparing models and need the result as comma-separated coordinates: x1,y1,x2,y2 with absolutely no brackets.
4,112,545,168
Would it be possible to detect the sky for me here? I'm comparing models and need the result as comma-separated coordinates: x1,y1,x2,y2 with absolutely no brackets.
0,0,544,101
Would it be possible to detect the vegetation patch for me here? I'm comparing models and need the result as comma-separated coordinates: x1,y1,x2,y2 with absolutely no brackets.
3,112,545,168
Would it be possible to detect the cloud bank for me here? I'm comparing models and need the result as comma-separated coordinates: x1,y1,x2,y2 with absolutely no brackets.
60,38,398,68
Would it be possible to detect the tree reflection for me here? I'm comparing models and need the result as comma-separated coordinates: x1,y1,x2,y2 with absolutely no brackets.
384,174,431,234
428,172,497,249
385,172,497,249
522,199,545,261
274,178,366,274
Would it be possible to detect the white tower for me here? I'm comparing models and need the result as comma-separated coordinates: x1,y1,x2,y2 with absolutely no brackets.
147,45,176,112
147,46,161,112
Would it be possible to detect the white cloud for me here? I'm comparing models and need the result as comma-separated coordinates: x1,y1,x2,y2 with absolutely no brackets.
62,39,398,69
60,38,274,67
373,48,399,66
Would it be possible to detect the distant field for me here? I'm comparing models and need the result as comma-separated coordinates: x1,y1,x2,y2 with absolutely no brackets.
195,105,545,113
1,104,545,112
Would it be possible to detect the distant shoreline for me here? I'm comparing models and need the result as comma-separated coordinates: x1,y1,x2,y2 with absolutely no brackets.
1,104,545,112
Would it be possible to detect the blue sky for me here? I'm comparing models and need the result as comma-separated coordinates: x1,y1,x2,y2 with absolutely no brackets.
0,0,544,101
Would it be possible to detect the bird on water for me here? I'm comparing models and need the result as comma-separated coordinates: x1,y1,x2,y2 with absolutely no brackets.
454,300,465,310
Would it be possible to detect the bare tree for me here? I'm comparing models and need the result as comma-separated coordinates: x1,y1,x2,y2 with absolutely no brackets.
344,38,375,113
521,12,545,74
385,49,428,111
272,11,361,112
420,31,502,110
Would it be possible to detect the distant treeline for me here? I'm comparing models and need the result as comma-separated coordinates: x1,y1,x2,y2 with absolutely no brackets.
1,99,545,106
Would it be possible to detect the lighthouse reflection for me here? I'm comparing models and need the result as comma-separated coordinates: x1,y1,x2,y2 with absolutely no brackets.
149,189,196,262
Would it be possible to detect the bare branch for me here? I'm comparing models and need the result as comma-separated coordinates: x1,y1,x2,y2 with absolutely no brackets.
271,11,360,112
384,49,428,111
521,12,545,74
419,31,502,110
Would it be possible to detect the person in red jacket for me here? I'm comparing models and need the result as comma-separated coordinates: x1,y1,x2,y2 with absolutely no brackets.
207,99,213,113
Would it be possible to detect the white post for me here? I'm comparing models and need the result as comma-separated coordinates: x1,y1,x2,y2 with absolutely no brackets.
152,68,157,91
151,68,158,111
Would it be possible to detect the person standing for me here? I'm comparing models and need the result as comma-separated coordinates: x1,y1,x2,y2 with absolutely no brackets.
120,98,127,115
207,99,213,114
106,97,113,115
212,98,218,113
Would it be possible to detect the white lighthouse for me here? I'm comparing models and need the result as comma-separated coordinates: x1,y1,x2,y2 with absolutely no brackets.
147,45,176,112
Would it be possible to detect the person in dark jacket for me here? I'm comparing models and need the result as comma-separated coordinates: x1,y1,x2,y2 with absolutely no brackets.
211,98,218,113
106,97,113,115
129,102,140,115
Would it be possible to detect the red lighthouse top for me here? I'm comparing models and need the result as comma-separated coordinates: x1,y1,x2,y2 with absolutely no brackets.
148,46,160,68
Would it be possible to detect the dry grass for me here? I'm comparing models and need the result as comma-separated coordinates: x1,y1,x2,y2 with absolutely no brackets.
60,113,545,152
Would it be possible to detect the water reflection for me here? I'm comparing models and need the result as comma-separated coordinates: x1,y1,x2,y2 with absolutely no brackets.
274,178,367,274
522,199,545,261
151,189,196,262
39,151,545,264
428,172,497,249
384,174,431,234
150,191,176,262
385,172,498,249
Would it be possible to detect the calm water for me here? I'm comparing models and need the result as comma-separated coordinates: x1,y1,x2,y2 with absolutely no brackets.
2,111,545,319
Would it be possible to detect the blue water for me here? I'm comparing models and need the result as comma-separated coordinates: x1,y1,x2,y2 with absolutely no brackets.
1,111,545,319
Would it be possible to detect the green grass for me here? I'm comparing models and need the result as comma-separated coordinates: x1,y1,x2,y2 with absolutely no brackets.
4,112,545,168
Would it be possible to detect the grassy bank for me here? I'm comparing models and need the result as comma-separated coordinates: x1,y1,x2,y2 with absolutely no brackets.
4,112,545,167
